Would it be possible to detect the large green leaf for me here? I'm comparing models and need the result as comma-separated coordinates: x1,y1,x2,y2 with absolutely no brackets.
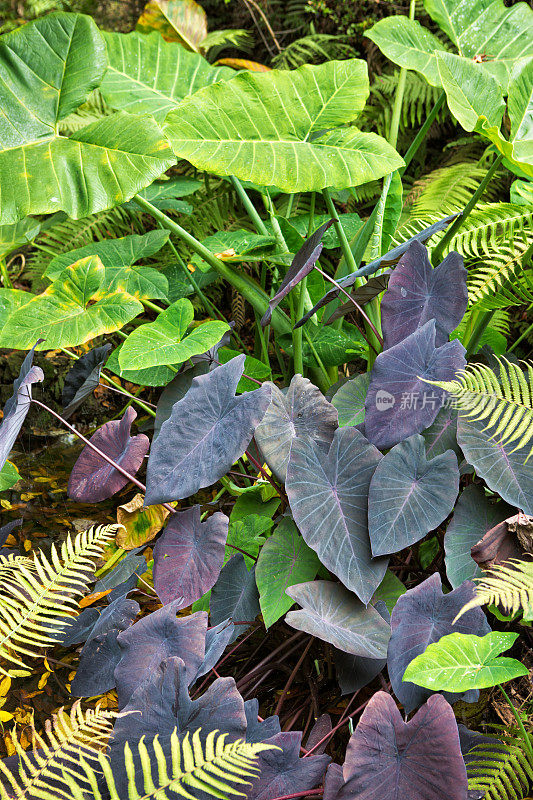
403,631,528,691
0,219,41,260
190,230,277,272
0,289,33,335
0,14,175,225
164,60,404,193
105,345,179,387
365,17,447,87
436,52,505,132
100,31,233,121
136,0,207,50
0,256,143,350
118,298,230,370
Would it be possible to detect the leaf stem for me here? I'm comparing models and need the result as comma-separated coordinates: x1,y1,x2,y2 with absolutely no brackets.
401,91,446,174
498,684,533,758
322,188,357,274
293,193,315,375
0,258,13,289
230,176,270,236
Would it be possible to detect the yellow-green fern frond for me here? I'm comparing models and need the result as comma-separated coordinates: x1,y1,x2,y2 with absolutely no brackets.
455,558,533,623
63,728,279,800
467,238,533,309
424,357,533,462
407,164,501,218
466,731,533,800
0,524,117,675
0,701,115,800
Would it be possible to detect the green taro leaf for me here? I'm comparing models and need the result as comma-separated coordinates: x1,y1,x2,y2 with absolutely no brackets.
0,256,143,350
225,514,273,569
105,345,181,387
436,52,506,132
256,518,321,629
163,60,404,193
190,230,277,272
365,16,447,87
372,569,406,614
331,373,370,427
0,219,40,260
136,0,208,50
403,631,528,691
0,461,20,492
277,213,362,251
100,31,234,122
0,289,33,335
118,299,230,371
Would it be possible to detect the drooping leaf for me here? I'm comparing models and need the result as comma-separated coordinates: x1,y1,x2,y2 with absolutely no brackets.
285,581,390,658
444,484,513,589
67,407,150,503
256,518,321,629
114,604,207,709
368,434,459,557
326,275,391,325
254,375,338,483
153,506,228,608
365,16,447,86
380,241,468,349
0,345,44,473
164,60,404,193
306,715,332,755
62,343,112,419
210,554,260,641
332,601,390,695
145,356,271,504
216,58,270,72
94,548,146,596
331,373,370,427
286,427,387,604
0,462,20,492
1,256,144,351
365,320,466,451
457,416,533,515
136,0,208,48
369,171,403,261
323,764,345,800
246,732,330,800
243,699,280,745
193,618,236,683
403,631,528,692
0,218,41,260
115,493,170,549
436,51,506,132
387,573,491,712
337,692,468,800
423,404,460,459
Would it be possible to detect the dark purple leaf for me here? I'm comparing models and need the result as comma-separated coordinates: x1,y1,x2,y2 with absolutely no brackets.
368,434,459,557
56,608,100,646
337,692,467,800
0,518,22,547
114,603,207,709
244,699,281,744
246,732,330,800
306,715,332,754
332,601,390,695
470,514,524,570
94,547,145,598
380,242,467,349
365,320,466,451
0,343,44,472
145,356,271,504
254,374,338,482
286,427,387,603
323,764,345,800
153,506,228,608
192,618,235,683
261,220,333,326
153,364,209,440
210,554,260,641
387,573,490,713
62,343,112,418
67,407,149,503
325,273,391,324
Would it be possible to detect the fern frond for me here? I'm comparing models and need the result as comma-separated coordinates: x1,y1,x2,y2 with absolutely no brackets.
58,89,112,135
0,701,116,800
271,34,356,69
451,203,533,260
363,71,445,138
407,164,501,218
455,558,533,622
466,732,533,800
424,357,533,461
467,238,533,309
0,524,117,674
63,728,278,800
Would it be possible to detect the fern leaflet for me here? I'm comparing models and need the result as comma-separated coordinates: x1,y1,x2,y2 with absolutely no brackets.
466,732,533,800
455,558,533,622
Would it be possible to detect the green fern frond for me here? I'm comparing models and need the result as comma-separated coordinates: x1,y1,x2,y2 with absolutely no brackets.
467,238,533,309
363,71,445,138
423,357,533,461
64,728,278,800
452,308,509,352
455,558,533,622
58,89,112,135
451,203,533,260
0,701,116,800
466,732,533,800
271,34,356,69
0,524,117,675
407,164,501,218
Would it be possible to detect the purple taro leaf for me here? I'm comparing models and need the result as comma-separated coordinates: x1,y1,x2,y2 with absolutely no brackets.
110,656,247,798
0,518,22,548
387,573,491,713
380,241,467,349
254,374,338,483
145,355,271,504
246,732,330,800
261,220,333,327
62,343,112,419
323,764,345,800
338,692,467,800
0,343,44,472
114,602,207,709
365,320,466,451
285,581,390,658
67,407,149,503
153,506,228,608
153,363,209,440
94,547,146,599
192,618,236,684
286,427,387,603
332,601,390,695
210,554,260,641
368,434,459,557
423,404,461,459
306,715,332,755
244,699,281,744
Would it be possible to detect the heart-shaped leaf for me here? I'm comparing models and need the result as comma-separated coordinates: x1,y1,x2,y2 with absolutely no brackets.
365,320,466,451
380,241,467,349
337,692,468,800
115,493,170,549
423,404,460,459
164,60,403,193
0,345,44,473
331,373,370,427
365,17,447,86
332,601,390,695
191,230,277,273
146,355,271,504
62,343,112,419
118,299,229,371
457,416,533,515
210,554,260,640
67,407,150,503
256,518,321,629
286,427,387,604
444,484,513,589
254,375,338,483
136,0,207,48
403,631,528,692
387,573,491,712
436,51,506,133
153,506,228,608
0,218,41,260
368,434,459,557
246,732,330,800
285,581,390,658
1,256,144,351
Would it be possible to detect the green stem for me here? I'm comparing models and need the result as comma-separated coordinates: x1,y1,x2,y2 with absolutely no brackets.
498,684,533,759
230,176,270,236
432,154,504,265
142,298,165,314
0,258,13,289
509,319,533,353
401,92,446,174
293,194,316,376
323,188,357,273
285,194,295,219
464,309,493,357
